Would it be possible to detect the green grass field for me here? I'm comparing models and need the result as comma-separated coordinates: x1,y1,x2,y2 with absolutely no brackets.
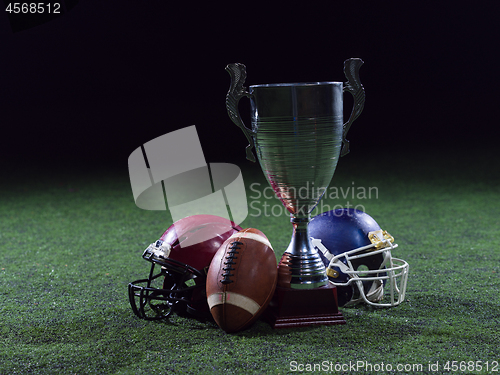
1,149,499,374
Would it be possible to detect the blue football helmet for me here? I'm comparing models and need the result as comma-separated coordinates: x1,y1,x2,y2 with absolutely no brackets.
309,208,409,307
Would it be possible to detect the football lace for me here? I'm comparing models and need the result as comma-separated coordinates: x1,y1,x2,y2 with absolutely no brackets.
220,241,243,284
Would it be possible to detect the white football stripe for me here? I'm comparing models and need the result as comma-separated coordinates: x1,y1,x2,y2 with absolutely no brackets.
207,292,261,315
227,230,273,249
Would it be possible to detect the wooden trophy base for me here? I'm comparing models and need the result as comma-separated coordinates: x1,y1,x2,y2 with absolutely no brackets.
264,283,346,329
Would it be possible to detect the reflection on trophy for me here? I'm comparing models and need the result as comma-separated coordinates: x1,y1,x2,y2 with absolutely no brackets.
226,59,365,328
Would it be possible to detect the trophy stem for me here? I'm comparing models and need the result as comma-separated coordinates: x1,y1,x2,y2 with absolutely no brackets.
265,214,345,329
277,215,329,289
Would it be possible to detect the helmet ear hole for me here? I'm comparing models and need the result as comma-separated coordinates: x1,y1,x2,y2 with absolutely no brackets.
356,264,369,277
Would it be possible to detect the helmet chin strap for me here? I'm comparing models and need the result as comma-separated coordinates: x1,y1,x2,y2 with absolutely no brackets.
357,247,392,305
344,279,384,307
364,279,384,303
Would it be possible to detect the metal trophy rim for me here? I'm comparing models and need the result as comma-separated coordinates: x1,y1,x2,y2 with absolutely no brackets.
249,81,343,88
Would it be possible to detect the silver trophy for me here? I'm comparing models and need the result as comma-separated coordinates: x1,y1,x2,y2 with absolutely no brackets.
226,59,365,290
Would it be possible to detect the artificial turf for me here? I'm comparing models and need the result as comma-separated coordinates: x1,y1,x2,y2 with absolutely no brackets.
1,148,499,374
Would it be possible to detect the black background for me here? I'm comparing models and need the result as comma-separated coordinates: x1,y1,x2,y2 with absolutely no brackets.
1,1,499,171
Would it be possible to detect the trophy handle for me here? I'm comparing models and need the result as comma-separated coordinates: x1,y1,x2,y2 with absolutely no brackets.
225,63,256,162
341,58,366,157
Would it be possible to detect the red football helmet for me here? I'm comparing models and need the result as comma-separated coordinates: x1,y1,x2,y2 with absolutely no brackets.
128,215,242,320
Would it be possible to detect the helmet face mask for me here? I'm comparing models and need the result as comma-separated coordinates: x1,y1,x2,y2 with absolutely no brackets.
128,259,204,320
128,215,242,320
309,209,409,308
326,242,409,307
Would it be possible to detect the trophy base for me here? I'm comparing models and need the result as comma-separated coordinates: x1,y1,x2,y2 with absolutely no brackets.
264,283,346,329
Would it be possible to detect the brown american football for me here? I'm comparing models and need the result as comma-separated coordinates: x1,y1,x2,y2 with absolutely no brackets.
206,228,277,333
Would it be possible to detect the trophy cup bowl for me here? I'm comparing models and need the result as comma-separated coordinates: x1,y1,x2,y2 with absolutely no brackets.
225,59,365,327
250,81,344,289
